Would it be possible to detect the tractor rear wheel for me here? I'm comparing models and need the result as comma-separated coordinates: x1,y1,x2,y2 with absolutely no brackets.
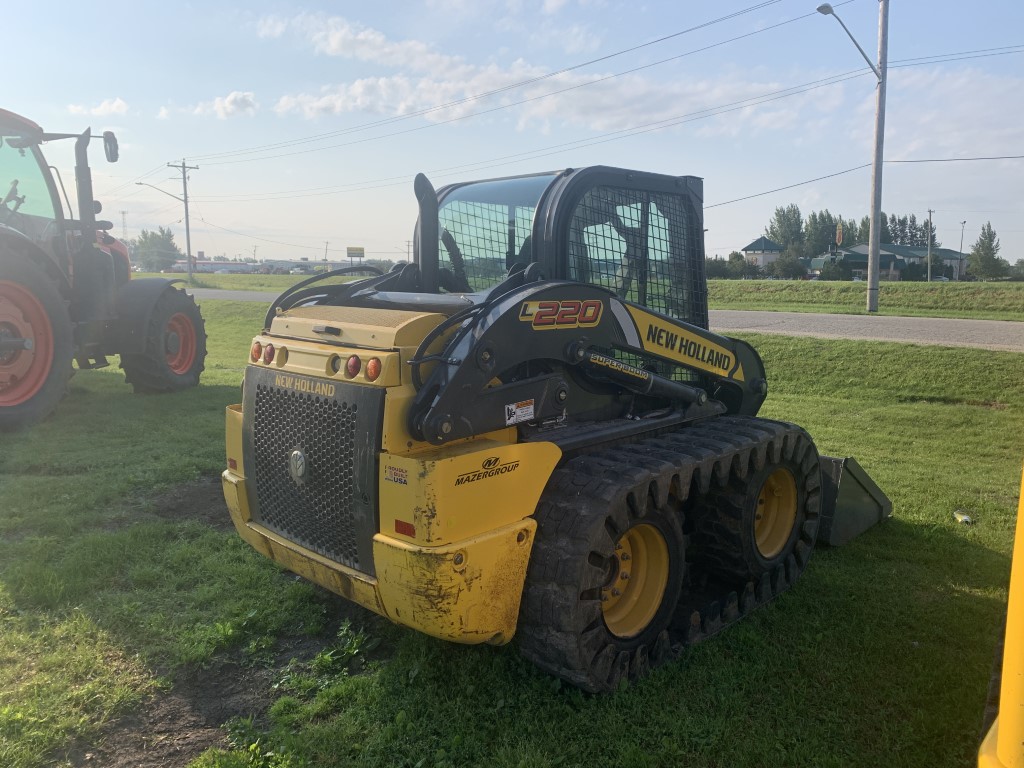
120,288,206,393
518,462,685,692
0,258,72,430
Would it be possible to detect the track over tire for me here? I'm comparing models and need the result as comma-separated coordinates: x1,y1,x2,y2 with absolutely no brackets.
0,257,72,430
690,423,820,584
517,416,821,692
518,462,686,693
120,288,207,393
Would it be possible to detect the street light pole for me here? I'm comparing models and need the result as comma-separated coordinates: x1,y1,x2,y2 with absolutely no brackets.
818,1,888,312
136,161,198,283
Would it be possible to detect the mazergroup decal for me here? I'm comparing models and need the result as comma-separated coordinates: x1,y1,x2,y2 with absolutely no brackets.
519,299,603,330
274,374,337,397
455,457,520,486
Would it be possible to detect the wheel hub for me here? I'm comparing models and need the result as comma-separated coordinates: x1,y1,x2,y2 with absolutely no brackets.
754,468,798,559
0,281,53,404
601,523,670,639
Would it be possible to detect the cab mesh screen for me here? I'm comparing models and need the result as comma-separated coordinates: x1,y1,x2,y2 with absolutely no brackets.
567,185,708,381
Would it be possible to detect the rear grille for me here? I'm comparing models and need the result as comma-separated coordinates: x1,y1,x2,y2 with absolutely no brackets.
244,368,383,575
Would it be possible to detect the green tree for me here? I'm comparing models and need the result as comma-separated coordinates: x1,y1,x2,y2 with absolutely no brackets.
132,227,183,272
856,214,892,245
804,209,843,258
727,250,760,279
819,261,852,281
765,204,804,253
771,252,808,279
968,222,1007,280
1011,258,1024,280
705,256,731,278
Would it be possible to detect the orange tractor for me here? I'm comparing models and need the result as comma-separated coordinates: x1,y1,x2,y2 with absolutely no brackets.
0,109,206,430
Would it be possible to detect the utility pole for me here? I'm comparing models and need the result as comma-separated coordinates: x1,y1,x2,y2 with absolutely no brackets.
958,221,967,281
406,240,412,261
167,159,198,282
324,241,329,264
926,209,933,282
818,1,888,311
120,210,128,241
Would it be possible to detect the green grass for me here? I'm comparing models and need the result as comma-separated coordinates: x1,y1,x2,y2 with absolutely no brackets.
136,272,360,292
709,279,1024,320
1,300,1022,767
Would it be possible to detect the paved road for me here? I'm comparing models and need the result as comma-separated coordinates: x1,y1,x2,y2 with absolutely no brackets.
190,289,1023,353
709,310,1023,353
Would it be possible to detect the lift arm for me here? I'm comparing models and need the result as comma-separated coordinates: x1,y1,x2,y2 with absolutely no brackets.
407,280,768,445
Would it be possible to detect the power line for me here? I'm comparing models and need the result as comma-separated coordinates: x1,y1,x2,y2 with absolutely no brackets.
185,43,1024,202
191,68,871,202
707,154,1024,209
189,1,786,162
888,154,1024,163
201,7,856,168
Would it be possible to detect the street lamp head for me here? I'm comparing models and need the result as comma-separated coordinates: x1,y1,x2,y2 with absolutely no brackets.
816,3,835,15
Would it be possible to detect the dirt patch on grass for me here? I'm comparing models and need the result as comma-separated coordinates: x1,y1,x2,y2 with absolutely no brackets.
146,475,235,531
63,478,390,767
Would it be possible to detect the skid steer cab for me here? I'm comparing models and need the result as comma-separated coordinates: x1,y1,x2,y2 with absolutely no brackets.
223,166,890,692
0,108,206,430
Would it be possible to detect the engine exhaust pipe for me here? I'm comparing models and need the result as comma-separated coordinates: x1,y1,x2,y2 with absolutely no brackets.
414,173,440,293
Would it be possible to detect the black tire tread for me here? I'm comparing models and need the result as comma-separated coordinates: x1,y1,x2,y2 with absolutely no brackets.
120,288,207,393
518,415,821,692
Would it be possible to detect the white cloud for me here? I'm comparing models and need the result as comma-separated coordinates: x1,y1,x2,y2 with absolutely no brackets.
157,106,170,120
257,15,288,38
542,0,570,13
67,97,129,116
193,91,259,119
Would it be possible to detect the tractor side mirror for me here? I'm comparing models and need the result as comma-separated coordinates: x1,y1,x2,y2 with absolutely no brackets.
93,200,103,215
103,131,119,163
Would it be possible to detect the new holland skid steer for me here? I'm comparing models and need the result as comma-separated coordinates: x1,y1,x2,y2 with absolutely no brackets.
223,166,889,691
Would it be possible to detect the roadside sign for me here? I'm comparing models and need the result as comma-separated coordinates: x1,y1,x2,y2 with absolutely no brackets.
836,222,844,246
346,246,365,260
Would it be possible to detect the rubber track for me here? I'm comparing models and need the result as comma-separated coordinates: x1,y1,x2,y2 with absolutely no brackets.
518,415,821,691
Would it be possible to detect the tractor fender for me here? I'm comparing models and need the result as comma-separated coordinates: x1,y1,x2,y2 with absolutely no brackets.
0,225,72,296
105,277,188,355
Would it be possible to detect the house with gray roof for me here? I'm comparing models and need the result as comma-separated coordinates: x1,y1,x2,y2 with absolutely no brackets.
741,236,784,268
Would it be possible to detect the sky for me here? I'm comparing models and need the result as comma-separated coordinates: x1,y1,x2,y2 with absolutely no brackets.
7,0,1024,264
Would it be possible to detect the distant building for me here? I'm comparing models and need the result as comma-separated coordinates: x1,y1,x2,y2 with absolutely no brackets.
809,242,968,280
810,245,905,280
741,236,784,268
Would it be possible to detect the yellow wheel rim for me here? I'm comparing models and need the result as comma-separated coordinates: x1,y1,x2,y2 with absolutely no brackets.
601,523,670,639
755,468,798,559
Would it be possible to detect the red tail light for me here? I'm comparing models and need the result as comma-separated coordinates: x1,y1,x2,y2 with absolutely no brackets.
250,341,262,362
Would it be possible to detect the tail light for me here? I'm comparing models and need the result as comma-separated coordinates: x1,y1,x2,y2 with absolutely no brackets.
366,357,382,382
250,341,262,362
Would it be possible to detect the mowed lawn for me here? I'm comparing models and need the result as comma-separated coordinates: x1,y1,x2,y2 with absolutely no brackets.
708,279,1024,320
0,299,1022,768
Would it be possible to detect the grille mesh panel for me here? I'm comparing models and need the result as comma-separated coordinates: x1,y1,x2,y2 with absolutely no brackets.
252,383,360,568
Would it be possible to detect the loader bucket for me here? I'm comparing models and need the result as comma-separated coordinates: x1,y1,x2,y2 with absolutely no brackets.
817,456,892,547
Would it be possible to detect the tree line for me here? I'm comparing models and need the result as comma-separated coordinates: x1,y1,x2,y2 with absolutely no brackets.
706,203,1020,281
